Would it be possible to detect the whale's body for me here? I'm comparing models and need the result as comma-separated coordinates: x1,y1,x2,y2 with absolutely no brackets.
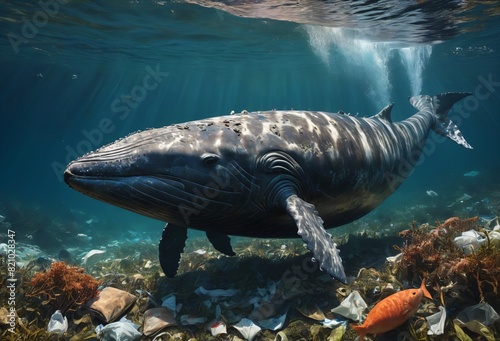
64,93,472,282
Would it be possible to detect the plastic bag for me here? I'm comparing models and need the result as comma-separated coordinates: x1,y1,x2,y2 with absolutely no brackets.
47,310,68,335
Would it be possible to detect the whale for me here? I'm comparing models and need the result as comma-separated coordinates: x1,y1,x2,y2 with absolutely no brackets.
64,92,472,282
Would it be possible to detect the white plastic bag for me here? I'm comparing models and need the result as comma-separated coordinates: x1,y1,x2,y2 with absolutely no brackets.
47,310,68,335
330,291,367,322
233,318,261,341
426,306,446,335
96,317,141,341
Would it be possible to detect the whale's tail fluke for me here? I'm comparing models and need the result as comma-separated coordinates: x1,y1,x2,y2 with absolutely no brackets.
410,92,473,149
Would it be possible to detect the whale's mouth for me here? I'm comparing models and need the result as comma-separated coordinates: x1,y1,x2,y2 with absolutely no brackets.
64,170,186,192
64,169,205,223
64,165,188,200
63,162,241,225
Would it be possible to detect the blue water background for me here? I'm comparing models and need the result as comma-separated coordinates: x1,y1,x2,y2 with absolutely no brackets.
0,1,499,235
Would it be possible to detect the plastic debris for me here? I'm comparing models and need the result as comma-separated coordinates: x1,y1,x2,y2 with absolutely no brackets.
488,230,500,248
193,249,207,255
321,318,346,329
480,215,497,228
47,310,68,335
330,290,367,322
426,190,438,197
463,171,479,177
233,318,262,341
454,230,487,254
426,306,447,335
448,194,473,207
456,303,500,327
0,214,5,222
457,193,472,202
454,303,500,340
194,286,239,299
257,313,287,330
180,315,206,325
82,249,106,267
161,294,177,316
455,319,496,340
95,317,141,341
386,252,402,265
76,233,92,242
84,287,137,323
143,307,177,336
72,74,78,79
208,320,227,336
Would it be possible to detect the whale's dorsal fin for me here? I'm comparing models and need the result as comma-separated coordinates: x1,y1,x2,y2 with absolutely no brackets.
159,223,187,278
373,103,394,122
285,195,346,283
206,231,236,256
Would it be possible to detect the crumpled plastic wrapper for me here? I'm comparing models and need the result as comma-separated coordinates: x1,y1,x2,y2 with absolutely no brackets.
453,230,486,254
426,306,446,335
208,320,227,336
95,317,141,341
454,303,500,340
456,303,500,326
143,307,177,336
81,249,106,267
257,312,287,331
330,290,367,322
487,230,500,248
47,310,68,335
232,318,261,341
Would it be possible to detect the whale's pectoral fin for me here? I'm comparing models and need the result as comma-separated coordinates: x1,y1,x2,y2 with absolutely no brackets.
206,231,236,256
159,223,188,278
285,195,347,283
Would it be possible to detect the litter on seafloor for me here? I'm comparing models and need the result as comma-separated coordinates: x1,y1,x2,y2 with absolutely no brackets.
81,249,106,267
232,318,261,341
426,306,447,335
330,290,367,321
47,310,68,335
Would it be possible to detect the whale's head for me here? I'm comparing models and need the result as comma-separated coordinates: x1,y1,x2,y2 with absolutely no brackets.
64,123,254,227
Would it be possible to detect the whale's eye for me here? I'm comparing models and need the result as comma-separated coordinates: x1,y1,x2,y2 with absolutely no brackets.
201,153,220,166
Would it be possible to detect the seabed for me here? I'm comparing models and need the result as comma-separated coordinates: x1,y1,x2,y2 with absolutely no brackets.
1,183,500,340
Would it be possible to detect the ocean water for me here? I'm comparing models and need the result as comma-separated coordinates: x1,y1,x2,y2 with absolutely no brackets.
1,1,500,340
0,2,499,243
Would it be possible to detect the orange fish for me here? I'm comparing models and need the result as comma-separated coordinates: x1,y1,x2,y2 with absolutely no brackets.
352,279,432,341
